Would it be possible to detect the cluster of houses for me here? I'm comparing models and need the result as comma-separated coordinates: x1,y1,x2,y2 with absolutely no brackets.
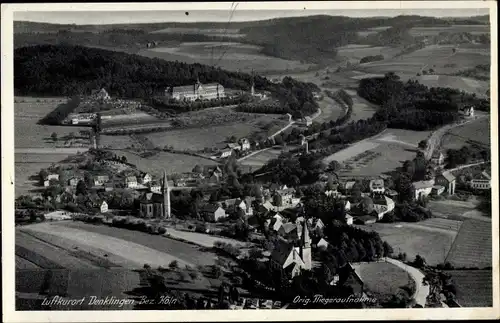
213,138,251,159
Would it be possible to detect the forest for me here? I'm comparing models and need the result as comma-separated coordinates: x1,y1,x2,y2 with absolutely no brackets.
15,45,319,121
358,73,489,130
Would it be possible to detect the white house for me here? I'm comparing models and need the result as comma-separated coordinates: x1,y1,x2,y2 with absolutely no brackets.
239,138,251,151
218,149,233,159
459,106,474,118
100,201,109,213
200,204,227,222
316,238,329,249
369,179,385,194
141,173,153,184
470,171,491,190
412,179,435,200
47,173,59,181
345,214,354,225
125,176,138,189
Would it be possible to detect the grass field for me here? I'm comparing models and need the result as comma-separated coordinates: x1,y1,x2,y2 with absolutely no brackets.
238,146,286,168
352,262,415,301
337,45,401,63
440,116,491,150
359,218,460,266
445,219,492,268
409,25,490,36
138,41,312,73
444,270,493,307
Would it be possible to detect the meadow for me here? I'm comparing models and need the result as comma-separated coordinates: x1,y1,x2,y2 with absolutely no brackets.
238,146,288,169
409,25,490,36
351,262,415,302
445,219,492,268
440,116,491,150
359,217,462,266
337,45,401,63
443,270,493,307
138,41,312,73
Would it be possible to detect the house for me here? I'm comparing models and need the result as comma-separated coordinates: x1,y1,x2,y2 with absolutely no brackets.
266,214,284,232
435,171,456,195
275,187,296,205
307,218,325,233
68,177,83,187
220,198,247,214
316,237,329,249
298,116,313,127
432,185,445,196
93,175,110,186
369,179,385,194
345,214,354,225
372,195,395,217
431,151,445,166
99,201,108,213
217,149,233,159
280,223,299,240
344,200,352,212
459,106,474,118
344,181,356,192
149,181,162,194
165,80,225,102
470,171,491,190
140,173,153,184
47,173,59,181
200,204,227,222
412,179,436,200
104,182,115,192
239,138,251,151
43,180,51,187
125,176,138,189
227,143,241,151
139,192,164,218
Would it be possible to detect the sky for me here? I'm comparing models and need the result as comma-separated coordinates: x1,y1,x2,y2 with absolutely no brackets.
14,8,490,25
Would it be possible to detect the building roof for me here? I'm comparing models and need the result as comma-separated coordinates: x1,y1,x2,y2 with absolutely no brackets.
282,223,297,233
270,240,294,266
126,176,137,182
345,181,356,190
139,192,164,203
372,195,393,206
412,179,435,189
201,204,222,213
369,179,384,188
439,171,456,183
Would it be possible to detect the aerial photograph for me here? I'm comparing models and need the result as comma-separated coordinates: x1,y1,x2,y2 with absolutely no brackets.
10,2,494,313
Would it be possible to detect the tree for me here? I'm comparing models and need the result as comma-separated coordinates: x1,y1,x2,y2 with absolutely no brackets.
396,173,414,202
328,160,341,172
418,140,428,150
76,180,87,196
169,260,179,269
192,164,203,173
38,169,48,185
51,132,58,142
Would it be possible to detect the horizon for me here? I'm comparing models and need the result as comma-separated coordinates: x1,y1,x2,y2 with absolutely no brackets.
14,8,490,25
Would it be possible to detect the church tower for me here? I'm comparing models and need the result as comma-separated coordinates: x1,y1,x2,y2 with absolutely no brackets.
299,220,312,270
162,170,171,218
250,69,255,96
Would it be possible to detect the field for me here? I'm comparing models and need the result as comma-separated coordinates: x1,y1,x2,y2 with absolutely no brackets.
138,41,312,73
151,27,245,38
325,128,431,177
238,146,286,169
110,151,219,176
409,25,490,36
443,270,493,307
337,45,402,63
351,262,414,301
359,217,462,266
445,219,492,268
440,116,491,150
14,97,90,149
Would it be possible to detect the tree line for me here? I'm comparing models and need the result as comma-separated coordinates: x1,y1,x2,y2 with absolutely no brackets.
16,45,319,121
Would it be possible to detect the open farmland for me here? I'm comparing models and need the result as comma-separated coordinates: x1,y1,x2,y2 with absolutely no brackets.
445,219,492,268
351,262,414,301
409,25,490,36
359,218,461,266
238,146,287,169
444,270,493,307
151,27,245,38
337,45,401,63
109,151,219,176
138,42,312,73
440,116,491,150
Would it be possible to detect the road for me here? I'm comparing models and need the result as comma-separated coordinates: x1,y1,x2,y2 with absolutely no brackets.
385,258,429,307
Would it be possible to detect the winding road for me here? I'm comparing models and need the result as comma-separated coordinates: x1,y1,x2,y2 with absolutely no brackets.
385,258,429,307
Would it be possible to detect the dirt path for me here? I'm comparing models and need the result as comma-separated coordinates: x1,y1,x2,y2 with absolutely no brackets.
385,258,429,307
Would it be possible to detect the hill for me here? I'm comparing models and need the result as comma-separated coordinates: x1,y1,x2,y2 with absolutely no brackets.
14,44,319,117
15,15,490,64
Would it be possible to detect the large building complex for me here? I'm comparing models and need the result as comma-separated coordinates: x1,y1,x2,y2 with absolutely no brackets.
165,79,226,102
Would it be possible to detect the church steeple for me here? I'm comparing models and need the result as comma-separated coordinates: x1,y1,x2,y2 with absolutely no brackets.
250,69,255,96
162,170,171,218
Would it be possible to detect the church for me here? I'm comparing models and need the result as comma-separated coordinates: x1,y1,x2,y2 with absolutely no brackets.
269,218,312,278
165,79,225,102
138,170,171,218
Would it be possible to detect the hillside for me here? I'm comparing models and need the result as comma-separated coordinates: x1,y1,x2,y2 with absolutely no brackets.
15,15,490,64
14,44,319,116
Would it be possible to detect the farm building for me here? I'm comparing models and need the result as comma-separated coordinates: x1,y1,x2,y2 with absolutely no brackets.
165,80,225,102
470,171,491,190
431,151,445,167
200,204,227,222
369,179,385,194
125,176,138,188
413,179,435,200
459,106,474,118
435,171,456,195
